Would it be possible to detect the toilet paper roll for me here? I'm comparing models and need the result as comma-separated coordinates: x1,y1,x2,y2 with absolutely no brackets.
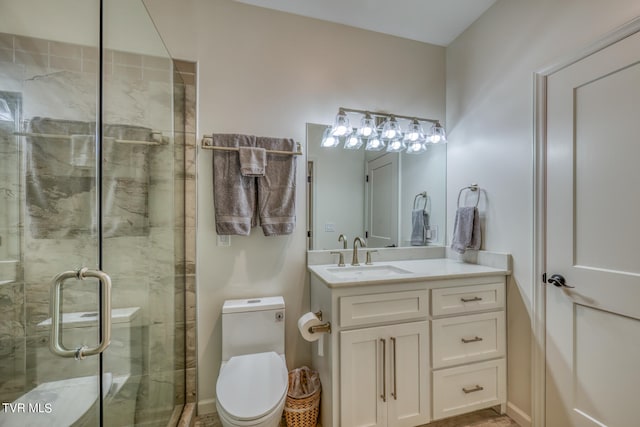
298,312,323,342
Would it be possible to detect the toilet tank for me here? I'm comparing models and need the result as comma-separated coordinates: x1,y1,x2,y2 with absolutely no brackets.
36,307,141,383
221,296,285,361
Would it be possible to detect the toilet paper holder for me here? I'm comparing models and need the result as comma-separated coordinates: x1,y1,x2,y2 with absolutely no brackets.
309,310,331,335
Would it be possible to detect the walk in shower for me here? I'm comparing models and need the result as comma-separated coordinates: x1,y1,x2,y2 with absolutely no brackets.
0,0,187,425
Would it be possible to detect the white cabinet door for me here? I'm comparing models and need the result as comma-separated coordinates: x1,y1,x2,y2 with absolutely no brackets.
340,321,429,427
386,321,430,427
340,326,387,427
546,28,640,427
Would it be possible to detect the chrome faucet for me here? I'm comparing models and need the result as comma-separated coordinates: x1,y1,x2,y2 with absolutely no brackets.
338,234,348,249
352,237,366,266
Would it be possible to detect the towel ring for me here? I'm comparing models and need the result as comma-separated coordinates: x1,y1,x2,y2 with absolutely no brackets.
413,192,427,211
457,184,480,208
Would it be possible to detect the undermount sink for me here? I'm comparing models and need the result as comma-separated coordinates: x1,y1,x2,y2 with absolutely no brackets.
326,264,412,279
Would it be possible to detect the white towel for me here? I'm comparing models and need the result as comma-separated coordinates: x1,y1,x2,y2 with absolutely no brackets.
451,207,481,254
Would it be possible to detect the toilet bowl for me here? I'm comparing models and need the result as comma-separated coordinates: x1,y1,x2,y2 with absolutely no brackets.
0,307,142,427
0,373,122,427
216,352,288,427
215,297,288,427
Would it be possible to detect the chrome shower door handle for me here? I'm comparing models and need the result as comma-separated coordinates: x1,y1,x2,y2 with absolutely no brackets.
50,268,112,359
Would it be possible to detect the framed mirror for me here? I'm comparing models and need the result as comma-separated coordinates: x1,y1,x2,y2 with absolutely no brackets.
306,122,446,250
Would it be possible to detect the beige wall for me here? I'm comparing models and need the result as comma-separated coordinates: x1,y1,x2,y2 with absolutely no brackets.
144,0,445,411
446,0,640,422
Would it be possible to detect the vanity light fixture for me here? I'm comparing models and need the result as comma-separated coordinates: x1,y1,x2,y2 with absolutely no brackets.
321,107,446,154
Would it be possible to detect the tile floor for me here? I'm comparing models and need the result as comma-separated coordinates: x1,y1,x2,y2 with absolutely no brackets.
195,408,520,427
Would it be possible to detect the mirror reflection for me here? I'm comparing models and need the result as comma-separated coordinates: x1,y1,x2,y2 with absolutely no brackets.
307,122,446,250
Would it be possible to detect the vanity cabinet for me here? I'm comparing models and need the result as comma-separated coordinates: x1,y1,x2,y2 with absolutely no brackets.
309,260,509,427
430,281,506,420
340,321,429,427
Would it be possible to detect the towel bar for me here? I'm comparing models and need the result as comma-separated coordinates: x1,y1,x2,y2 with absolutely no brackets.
201,136,303,156
14,131,165,146
457,183,481,208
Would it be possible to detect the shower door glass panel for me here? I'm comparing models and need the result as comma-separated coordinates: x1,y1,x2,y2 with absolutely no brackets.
102,0,186,424
0,1,102,426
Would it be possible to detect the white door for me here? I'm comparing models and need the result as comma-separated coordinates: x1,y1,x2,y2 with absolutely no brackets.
366,154,399,247
545,29,640,426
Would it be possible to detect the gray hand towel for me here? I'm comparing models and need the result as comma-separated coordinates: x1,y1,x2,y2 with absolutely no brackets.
212,133,258,235
69,134,94,168
238,146,267,177
256,137,296,236
451,206,481,254
410,209,429,246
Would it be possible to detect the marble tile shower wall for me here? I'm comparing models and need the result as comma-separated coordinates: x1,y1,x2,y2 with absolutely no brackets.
0,32,195,425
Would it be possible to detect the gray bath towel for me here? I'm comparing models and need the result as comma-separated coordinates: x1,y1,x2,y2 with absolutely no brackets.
410,209,429,246
238,146,266,177
212,133,258,235
26,118,151,239
451,207,481,254
256,137,296,236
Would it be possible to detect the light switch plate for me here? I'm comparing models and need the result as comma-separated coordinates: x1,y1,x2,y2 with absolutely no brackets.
217,235,231,247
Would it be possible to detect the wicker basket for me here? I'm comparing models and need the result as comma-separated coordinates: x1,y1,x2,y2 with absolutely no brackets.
284,370,321,427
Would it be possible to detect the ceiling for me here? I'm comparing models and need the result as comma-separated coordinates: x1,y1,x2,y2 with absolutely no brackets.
233,0,496,46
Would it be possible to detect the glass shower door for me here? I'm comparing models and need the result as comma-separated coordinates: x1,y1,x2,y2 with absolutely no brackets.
0,1,104,426
101,0,187,425
0,1,186,425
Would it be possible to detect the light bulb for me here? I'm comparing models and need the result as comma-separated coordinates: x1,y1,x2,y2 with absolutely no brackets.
344,134,363,150
427,122,447,144
321,127,340,148
386,137,405,152
331,110,352,137
381,117,403,142
365,137,384,151
357,114,377,139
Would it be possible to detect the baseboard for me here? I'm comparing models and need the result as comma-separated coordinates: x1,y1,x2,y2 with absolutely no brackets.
507,401,532,427
197,398,217,416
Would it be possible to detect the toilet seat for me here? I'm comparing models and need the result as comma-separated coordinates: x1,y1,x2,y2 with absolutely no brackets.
216,351,288,422
0,374,114,427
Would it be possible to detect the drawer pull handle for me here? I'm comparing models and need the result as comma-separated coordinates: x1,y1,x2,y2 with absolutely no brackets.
461,296,483,303
462,385,484,394
461,336,483,344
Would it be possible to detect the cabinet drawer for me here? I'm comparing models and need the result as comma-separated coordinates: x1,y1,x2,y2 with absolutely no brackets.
432,311,505,369
432,359,506,420
339,290,429,327
431,282,504,317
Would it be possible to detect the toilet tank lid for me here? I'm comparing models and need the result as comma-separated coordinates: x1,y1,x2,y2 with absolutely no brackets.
222,296,284,314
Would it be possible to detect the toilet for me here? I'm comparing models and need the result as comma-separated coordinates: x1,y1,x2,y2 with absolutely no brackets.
216,296,288,427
